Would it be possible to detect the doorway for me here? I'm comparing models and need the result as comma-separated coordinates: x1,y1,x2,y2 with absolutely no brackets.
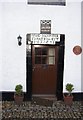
26,34,65,100
32,45,59,95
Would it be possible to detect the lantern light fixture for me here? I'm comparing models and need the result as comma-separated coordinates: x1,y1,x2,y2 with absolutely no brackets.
17,35,22,46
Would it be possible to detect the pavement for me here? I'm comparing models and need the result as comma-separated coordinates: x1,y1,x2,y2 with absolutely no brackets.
0,97,83,120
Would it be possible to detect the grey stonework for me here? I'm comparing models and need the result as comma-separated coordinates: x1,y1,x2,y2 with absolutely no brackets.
1,98,83,119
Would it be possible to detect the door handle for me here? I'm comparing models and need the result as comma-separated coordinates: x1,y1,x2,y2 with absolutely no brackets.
32,67,35,71
42,64,48,69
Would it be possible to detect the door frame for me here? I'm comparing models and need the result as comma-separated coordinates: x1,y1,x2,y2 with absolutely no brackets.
26,34,65,100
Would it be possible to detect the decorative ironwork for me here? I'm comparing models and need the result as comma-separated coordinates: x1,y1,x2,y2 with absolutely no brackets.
40,20,51,34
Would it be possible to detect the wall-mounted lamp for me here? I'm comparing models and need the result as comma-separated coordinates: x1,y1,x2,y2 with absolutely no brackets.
17,35,22,46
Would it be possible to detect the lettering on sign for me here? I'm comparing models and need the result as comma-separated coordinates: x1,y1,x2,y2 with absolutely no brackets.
31,34,60,45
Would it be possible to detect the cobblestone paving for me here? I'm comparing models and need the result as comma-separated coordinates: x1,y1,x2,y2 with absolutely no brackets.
1,100,83,120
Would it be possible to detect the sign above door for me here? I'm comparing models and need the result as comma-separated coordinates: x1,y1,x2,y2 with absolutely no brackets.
30,33,60,45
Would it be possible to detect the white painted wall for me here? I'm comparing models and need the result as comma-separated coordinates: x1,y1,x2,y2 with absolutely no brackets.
0,3,2,91
63,2,81,92
0,1,82,92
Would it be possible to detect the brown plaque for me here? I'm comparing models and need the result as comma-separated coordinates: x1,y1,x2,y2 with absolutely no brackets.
73,45,82,55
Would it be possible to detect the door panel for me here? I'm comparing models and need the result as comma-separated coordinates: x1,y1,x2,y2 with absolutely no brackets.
32,45,58,95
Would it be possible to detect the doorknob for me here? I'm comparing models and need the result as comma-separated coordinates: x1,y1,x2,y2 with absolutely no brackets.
32,67,35,71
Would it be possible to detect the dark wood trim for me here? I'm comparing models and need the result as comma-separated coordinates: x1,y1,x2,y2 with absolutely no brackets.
1,92,83,101
1,92,31,101
73,93,83,101
56,34,65,100
26,46,32,100
63,92,83,101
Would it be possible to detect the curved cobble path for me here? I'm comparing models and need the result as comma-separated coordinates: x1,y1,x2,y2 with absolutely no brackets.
1,99,83,120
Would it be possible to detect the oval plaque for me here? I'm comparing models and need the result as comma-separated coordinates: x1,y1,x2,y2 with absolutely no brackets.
73,45,82,55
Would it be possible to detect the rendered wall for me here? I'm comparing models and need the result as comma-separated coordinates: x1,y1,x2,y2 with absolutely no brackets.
81,1,83,92
0,1,82,92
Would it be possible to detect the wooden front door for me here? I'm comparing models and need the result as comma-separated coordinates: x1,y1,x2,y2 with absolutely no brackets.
32,45,59,95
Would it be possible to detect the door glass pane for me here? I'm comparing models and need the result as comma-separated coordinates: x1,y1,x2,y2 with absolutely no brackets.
49,48,55,56
48,57,55,64
35,57,41,64
42,57,48,64
42,48,48,55
35,47,55,65
35,48,41,55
